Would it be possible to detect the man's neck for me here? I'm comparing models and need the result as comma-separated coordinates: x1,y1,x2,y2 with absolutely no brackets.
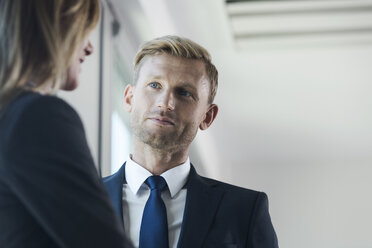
131,140,189,175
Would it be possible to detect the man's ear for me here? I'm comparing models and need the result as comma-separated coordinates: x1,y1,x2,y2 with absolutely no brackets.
123,84,134,113
199,104,218,130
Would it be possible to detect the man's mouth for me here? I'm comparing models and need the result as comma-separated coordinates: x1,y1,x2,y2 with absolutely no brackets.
148,117,175,126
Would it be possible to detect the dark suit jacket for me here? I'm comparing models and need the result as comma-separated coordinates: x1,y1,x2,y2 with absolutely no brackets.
0,91,130,248
103,162,278,248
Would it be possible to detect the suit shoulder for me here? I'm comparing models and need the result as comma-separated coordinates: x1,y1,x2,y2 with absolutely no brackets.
199,175,263,197
196,175,272,221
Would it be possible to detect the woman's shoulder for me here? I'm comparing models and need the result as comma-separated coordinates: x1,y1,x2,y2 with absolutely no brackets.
10,91,75,113
3,91,80,124
0,91,83,143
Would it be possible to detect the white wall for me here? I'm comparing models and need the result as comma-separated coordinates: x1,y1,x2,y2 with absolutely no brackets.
206,44,372,248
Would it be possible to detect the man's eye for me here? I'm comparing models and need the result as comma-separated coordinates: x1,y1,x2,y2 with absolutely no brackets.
149,82,160,88
179,90,192,97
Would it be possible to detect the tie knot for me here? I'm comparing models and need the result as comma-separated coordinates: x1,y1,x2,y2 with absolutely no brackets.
146,175,167,191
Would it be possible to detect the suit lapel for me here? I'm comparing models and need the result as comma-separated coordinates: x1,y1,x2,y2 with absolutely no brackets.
103,162,127,226
178,165,225,248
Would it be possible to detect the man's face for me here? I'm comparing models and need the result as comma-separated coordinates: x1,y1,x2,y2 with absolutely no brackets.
124,54,218,151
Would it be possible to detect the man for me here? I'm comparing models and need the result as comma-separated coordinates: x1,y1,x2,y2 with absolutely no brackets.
104,35,278,248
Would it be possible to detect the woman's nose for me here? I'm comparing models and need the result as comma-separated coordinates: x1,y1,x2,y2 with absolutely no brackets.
84,41,94,56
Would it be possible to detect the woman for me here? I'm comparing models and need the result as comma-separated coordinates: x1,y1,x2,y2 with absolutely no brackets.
0,1,130,247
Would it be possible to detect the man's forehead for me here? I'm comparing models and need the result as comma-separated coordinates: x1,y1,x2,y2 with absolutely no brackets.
138,54,206,78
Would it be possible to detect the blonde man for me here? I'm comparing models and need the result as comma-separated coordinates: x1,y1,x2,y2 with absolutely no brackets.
0,1,130,247
104,35,278,248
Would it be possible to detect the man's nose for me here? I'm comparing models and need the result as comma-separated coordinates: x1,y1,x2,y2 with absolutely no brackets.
157,91,175,111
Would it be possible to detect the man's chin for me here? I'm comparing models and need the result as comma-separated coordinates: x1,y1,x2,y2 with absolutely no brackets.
140,134,176,149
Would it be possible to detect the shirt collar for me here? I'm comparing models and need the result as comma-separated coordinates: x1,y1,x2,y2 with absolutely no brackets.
125,155,191,198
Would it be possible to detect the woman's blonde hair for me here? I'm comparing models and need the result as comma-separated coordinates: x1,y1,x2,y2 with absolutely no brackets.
0,0,100,110
134,35,218,104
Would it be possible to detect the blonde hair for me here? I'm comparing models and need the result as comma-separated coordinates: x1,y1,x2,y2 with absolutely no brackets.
134,35,218,104
0,0,100,110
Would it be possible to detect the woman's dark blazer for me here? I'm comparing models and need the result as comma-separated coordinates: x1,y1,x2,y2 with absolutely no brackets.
0,91,130,248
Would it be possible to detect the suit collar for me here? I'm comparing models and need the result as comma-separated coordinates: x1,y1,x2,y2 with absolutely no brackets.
103,162,127,225
178,164,225,248
125,157,191,198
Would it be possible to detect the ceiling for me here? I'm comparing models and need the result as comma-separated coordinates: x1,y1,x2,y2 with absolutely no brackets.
111,0,372,50
226,0,372,48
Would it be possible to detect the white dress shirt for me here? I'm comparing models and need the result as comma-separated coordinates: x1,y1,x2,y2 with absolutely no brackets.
122,155,190,248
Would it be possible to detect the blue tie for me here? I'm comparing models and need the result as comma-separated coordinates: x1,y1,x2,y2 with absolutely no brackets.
139,175,169,248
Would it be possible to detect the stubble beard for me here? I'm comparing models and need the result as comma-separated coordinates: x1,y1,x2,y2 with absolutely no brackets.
131,114,197,153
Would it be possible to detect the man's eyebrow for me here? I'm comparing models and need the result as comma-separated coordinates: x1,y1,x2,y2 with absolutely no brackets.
177,82,197,91
146,75,163,80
